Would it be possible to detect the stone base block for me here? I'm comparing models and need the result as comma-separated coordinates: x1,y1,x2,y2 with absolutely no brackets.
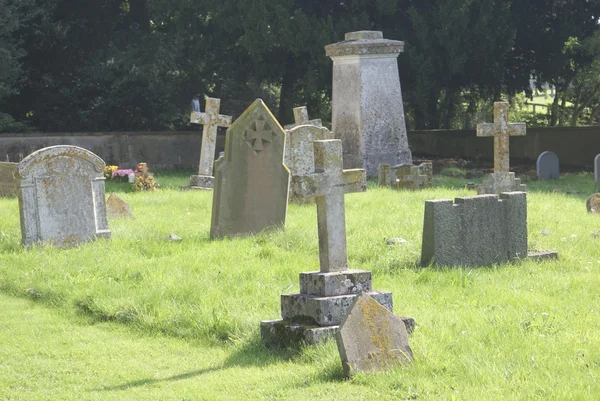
477,172,526,195
260,316,416,347
299,270,372,296
281,291,392,326
181,175,214,190
527,250,559,262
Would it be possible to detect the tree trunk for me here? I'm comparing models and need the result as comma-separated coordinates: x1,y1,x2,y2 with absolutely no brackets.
278,54,296,124
550,92,560,126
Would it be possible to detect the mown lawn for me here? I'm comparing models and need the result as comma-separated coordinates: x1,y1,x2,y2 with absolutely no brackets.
1,171,600,400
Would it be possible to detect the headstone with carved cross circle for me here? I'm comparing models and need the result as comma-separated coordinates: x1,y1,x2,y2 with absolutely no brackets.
283,106,323,130
261,139,408,347
210,99,289,239
185,97,232,190
477,101,527,194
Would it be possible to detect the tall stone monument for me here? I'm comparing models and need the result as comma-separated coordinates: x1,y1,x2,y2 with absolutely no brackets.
477,101,526,194
261,140,399,346
325,31,412,176
17,145,111,246
186,97,232,190
210,99,289,239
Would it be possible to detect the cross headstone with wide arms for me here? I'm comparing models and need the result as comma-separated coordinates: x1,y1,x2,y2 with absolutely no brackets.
261,139,410,346
17,145,111,246
185,97,232,190
210,99,289,239
283,106,323,130
477,101,526,194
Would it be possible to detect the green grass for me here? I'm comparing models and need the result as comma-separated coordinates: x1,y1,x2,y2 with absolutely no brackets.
1,172,600,400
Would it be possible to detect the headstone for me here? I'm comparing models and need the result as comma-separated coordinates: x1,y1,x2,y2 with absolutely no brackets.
336,293,413,377
378,162,432,190
17,145,111,246
536,151,559,180
476,102,527,194
284,124,333,202
283,106,323,129
587,193,600,213
594,154,600,183
185,97,232,190
421,192,527,267
210,99,289,239
326,31,412,176
261,140,409,346
0,162,18,197
105,193,133,218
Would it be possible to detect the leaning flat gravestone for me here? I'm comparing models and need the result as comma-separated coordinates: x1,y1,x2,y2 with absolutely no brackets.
536,151,559,180
0,162,18,197
210,99,289,238
587,193,600,213
106,193,133,218
336,293,413,377
17,145,111,246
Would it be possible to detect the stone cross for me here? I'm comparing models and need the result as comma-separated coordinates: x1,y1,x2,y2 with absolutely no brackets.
477,101,526,173
190,97,232,177
283,106,322,129
292,140,366,272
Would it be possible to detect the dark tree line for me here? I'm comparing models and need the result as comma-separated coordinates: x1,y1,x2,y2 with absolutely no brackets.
1,0,600,132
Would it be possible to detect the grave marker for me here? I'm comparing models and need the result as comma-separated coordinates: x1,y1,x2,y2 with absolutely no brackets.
283,106,322,130
0,162,18,197
186,97,232,190
536,151,559,180
17,145,111,246
595,154,600,183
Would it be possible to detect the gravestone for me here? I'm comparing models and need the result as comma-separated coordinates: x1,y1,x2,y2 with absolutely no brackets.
105,193,133,218
261,140,409,346
210,99,289,238
595,154,600,183
378,161,432,190
587,193,600,213
536,151,559,180
284,124,333,202
185,97,232,190
283,106,322,130
336,294,413,377
17,145,111,246
421,192,528,267
326,31,412,176
477,102,526,194
0,162,18,197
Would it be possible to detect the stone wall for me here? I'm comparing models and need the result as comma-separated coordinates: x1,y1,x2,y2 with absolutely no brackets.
408,126,600,168
0,131,224,169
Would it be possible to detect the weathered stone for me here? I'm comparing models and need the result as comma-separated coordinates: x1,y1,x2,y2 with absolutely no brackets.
477,102,527,194
586,193,600,214
283,106,323,130
385,238,407,245
336,294,413,377
0,162,18,197
105,193,133,218
168,233,182,242
210,99,289,238
421,192,528,267
378,162,432,190
536,151,559,180
186,97,232,190
595,154,600,183
284,124,333,202
326,31,412,176
300,270,372,296
17,145,111,246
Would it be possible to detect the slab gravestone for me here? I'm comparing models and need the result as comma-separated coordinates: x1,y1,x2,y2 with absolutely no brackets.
378,161,432,190
106,193,133,218
476,102,526,194
536,151,559,180
210,99,289,238
17,146,111,246
185,97,232,190
595,154,600,183
326,31,412,176
336,293,413,377
261,140,410,346
0,162,18,197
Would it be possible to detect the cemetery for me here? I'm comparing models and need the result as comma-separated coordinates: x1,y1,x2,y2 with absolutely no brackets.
2,3,600,399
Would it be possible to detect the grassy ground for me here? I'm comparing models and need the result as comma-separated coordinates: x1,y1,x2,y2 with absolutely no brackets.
1,170,600,400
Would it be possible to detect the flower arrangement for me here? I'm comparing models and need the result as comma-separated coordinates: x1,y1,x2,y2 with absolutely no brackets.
132,162,159,191
104,165,118,179
112,169,135,183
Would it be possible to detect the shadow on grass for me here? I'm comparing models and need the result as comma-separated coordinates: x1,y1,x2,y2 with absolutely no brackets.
95,335,309,392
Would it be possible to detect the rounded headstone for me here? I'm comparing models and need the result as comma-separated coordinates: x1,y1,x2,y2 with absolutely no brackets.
587,193,600,213
536,151,560,180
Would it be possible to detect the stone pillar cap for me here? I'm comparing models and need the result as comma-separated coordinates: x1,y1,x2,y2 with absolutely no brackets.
325,31,404,58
